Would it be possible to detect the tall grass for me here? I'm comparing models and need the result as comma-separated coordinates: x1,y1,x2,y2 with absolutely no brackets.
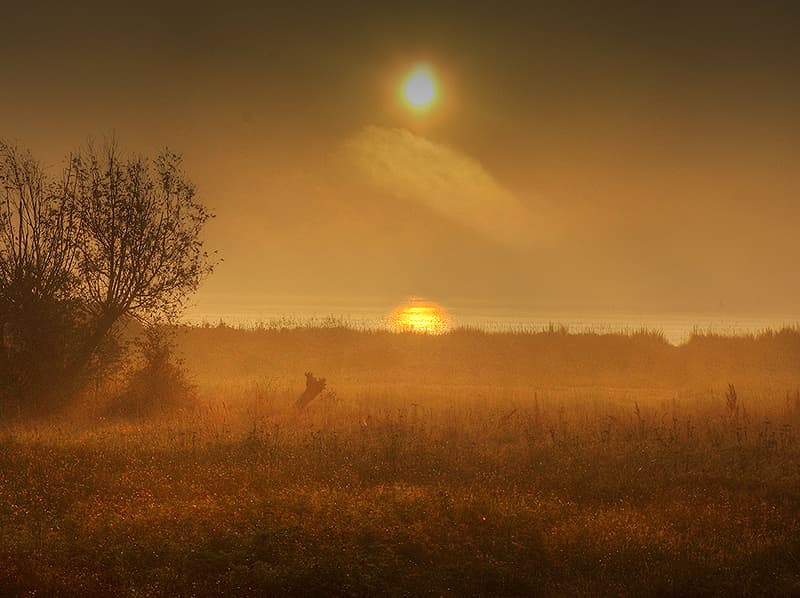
1,326,799,595
176,323,800,391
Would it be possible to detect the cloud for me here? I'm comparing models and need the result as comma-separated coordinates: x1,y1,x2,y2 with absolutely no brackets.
342,126,552,249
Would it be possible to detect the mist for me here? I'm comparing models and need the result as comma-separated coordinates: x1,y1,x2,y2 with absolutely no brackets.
2,1,799,315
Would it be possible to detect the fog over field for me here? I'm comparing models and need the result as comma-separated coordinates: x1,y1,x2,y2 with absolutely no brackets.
2,2,800,596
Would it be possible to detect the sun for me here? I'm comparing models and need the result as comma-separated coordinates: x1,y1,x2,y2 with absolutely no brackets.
401,64,438,112
388,297,451,334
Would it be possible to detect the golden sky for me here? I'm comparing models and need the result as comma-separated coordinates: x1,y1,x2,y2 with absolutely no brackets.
3,2,800,313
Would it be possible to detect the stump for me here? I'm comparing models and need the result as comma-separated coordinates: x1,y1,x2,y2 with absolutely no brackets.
294,372,326,409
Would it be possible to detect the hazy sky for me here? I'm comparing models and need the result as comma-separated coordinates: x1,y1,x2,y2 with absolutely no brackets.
3,2,800,314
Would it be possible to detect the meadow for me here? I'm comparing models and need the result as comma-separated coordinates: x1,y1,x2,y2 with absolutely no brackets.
1,324,799,596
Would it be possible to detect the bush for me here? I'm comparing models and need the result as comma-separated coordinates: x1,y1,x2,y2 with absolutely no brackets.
110,327,195,418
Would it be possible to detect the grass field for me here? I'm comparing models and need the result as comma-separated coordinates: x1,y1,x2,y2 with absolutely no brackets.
1,325,799,595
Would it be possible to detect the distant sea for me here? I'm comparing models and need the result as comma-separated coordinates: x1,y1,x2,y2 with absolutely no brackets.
183,297,800,346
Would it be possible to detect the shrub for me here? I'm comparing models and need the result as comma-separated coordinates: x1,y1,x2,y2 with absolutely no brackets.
110,326,195,417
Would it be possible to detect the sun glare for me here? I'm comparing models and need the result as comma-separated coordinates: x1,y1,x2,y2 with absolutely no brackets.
401,64,438,111
388,298,450,334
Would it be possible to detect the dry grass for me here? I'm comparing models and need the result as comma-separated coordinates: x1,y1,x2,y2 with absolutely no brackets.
1,326,800,595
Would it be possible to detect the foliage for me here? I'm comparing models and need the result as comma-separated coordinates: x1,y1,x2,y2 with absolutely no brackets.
0,142,83,412
0,139,214,414
71,142,214,327
110,326,195,418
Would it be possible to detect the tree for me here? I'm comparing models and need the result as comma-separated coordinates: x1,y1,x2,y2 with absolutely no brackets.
69,141,215,367
0,139,214,414
0,142,81,410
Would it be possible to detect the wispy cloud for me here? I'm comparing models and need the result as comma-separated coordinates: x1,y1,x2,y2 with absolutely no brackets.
342,126,553,249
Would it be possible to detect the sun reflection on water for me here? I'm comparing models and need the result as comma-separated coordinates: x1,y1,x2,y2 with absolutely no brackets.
388,298,451,334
